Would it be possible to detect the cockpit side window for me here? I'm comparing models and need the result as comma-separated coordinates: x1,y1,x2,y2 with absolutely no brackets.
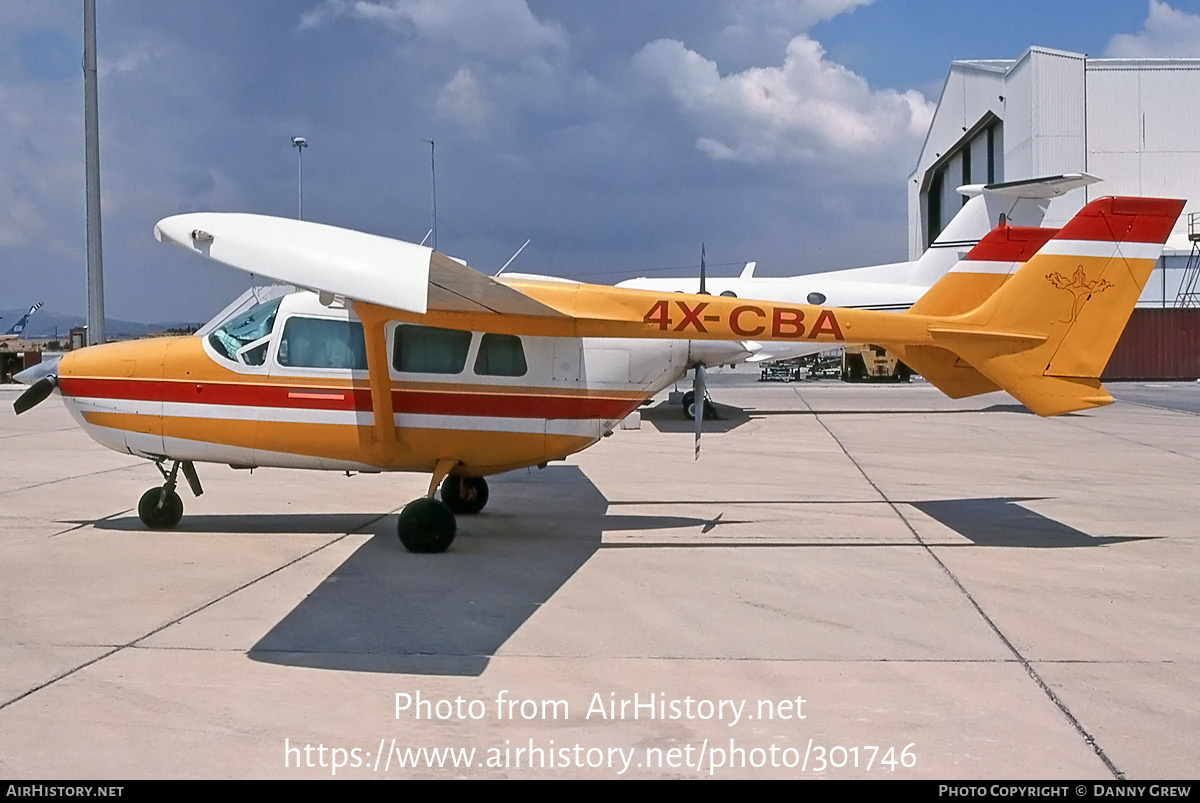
278,317,368,370
208,298,282,366
393,324,471,374
474,333,527,377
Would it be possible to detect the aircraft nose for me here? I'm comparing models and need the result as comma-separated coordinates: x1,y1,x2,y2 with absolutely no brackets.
54,338,170,395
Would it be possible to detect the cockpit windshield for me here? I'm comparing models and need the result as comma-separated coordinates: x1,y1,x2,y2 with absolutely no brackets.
208,297,282,365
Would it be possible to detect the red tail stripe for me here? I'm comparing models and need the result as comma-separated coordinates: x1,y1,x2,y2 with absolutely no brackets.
966,226,1058,262
1054,197,1184,244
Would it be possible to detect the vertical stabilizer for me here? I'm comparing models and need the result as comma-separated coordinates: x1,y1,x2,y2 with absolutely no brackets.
927,197,1182,416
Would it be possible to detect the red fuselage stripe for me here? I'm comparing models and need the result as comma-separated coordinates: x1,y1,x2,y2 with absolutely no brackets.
58,377,641,420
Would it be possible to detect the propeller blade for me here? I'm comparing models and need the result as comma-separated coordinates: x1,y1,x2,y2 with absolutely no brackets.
13,375,57,415
698,243,708,295
14,356,61,386
693,363,706,460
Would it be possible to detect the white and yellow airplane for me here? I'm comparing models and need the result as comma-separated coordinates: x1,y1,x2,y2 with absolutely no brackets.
13,196,1181,553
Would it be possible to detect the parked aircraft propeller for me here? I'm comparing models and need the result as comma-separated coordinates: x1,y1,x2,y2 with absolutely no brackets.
12,358,61,415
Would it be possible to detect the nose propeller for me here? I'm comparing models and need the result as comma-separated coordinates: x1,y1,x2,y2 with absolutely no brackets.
12,357,61,415
13,375,58,414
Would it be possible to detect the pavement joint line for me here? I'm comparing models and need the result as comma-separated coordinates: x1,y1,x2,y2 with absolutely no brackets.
790,385,1126,781
1114,397,1200,418
6,643,1185,665
0,507,399,714
47,509,132,538
602,542,955,549
1053,416,1200,463
0,426,77,441
0,462,146,498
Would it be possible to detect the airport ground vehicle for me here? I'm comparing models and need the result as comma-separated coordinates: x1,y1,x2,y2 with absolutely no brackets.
841,344,912,382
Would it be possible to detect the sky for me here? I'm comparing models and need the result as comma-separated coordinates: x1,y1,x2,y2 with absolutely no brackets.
1,0,1198,324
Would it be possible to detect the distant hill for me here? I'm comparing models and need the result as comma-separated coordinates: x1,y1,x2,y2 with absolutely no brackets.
0,308,202,341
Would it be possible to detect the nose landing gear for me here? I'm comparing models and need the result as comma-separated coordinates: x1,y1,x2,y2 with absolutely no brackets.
137,459,203,530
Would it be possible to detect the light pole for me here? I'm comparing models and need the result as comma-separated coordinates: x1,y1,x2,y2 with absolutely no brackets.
83,0,105,345
291,136,307,220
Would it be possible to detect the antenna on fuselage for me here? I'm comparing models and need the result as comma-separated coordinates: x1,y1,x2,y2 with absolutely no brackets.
495,239,531,276
421,138,437,251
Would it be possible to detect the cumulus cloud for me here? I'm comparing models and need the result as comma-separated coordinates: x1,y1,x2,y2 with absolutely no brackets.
97,45,160,79
0,82,80,249
300,0,568,62
723,0,875,36
1106,1,1200,57
435,68,491,130
632,34,932,170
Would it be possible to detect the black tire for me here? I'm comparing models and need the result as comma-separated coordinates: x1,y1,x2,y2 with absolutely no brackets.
138,488,184,530
681,390,696,420
440,475,489,515
702,399,719,420
397,498,457,553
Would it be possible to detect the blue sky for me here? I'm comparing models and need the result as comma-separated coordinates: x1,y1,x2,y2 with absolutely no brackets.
1,1,1198,323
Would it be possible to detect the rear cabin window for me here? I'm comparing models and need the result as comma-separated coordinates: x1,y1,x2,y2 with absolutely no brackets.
278,317,368,370
393,324,471,374
474,333,527,377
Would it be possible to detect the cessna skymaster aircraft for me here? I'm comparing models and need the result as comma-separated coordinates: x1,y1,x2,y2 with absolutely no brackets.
12,196,1181,554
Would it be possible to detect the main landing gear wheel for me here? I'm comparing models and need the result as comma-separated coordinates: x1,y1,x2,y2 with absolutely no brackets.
397,498,457,553
138,488,184,529
440,475,489,515
681,390,719,421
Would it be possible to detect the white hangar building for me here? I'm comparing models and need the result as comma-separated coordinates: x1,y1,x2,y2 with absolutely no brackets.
909,47,1200,305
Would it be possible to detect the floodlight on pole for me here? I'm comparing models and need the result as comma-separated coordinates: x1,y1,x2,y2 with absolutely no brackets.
292,136,308,220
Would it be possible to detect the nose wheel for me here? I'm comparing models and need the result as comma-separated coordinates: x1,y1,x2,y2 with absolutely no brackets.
138,487,184,529
137,459,203,530
681,390,719,421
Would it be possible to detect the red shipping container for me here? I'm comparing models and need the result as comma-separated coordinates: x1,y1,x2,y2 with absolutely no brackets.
1102,308,1200,380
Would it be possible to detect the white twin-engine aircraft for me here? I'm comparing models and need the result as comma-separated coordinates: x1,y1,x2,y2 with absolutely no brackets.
617,173,1099,364
13,195,1181,555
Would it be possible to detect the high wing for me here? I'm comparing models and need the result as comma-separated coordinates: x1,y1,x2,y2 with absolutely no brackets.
154,213,567,319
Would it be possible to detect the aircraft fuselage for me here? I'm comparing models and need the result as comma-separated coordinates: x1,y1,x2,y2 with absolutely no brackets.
55,291,749,476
